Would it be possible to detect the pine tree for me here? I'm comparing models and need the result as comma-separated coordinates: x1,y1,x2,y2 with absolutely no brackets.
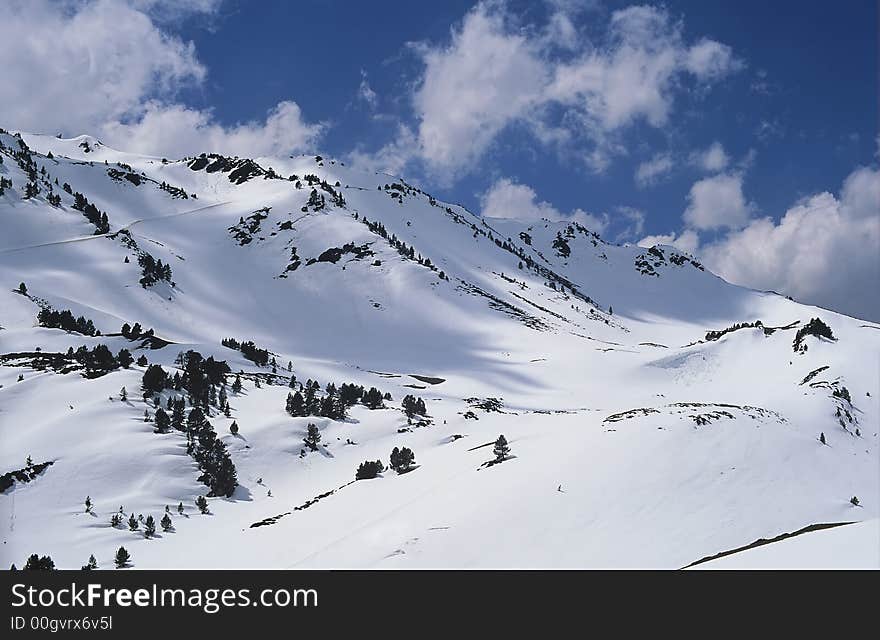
171,399,185,431
82,554,98,570
136,354,148,366
161,513,172,532
128,513,139,531
819,432,826,445
493,435,510,462
232,375,243,393
18,282,27,294
110,513,121,527
196,496,209,514
114,546,130,569
177,502,184,515
117,348,133,368
144,515,156,538
26,455,33,468
154,408,170,433
287,391,305,416
229,421,239,435
304,423,321,451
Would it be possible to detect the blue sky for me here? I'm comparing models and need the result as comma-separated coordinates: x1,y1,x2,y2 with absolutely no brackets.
170,0,876,230
2,0,878,318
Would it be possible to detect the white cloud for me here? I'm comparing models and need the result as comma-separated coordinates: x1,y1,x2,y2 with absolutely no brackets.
101,101,324,158
702,166,880,321
684,39,742,80
683,173,753,230
346,125,418,177
357,70,378,109
481,178,609,233
691,141,729,172
0,0,205,136
412,6,547,177
408,2,741,180
638,229,700,254
0,0,323,159
130,0,223,20
635,153,674,187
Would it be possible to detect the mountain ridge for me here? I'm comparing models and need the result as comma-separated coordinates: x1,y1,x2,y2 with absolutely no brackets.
1,127,877,569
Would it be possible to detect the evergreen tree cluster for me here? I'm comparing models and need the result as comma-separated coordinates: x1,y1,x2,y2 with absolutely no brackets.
286,380,389,420
222,337,270,366
142,351,232,414
37,307,99,335
63,344,128,375
705,320,762,342
137,253,173,288
357,215,449,280
72,191,110,234
23,554,55,570
401,395,427,419
1,134,69,207
121,322,155,340
185,408,238,497
793,318,835,352
389,446,415,473
356,459,384,480
552,232,571,258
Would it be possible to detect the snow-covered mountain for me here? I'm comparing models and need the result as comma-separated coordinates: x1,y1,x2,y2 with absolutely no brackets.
1,128,877,569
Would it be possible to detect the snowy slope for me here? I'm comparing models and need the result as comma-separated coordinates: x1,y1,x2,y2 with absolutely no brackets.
1,128,878,569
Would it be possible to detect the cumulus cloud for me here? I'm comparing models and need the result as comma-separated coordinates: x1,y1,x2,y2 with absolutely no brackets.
412,6,547,177
101,101,324,158
0,0,205,135
481,178,609,233
0,0,322,159
638,229,700,254
683,173,754,230
691,141,729,172
407,2,741,180
635,153,674,187
702,166,880,321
